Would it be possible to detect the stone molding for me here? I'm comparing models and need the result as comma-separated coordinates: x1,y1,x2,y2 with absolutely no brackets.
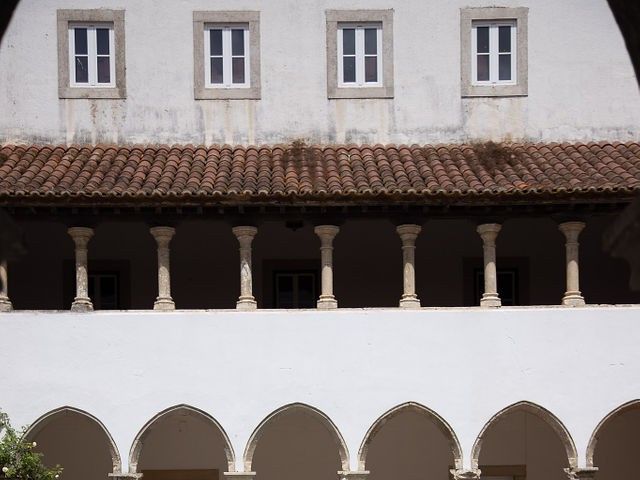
339,471,369,480
564,467,598,479
450,469,481,480
223,473,256,479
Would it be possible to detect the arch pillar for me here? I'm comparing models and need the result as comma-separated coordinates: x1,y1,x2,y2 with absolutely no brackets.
564,467,598,479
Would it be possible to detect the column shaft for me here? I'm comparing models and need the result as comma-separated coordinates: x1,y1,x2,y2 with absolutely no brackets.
68,227,94,312
397,224,421,308
232,226,258,310
150,226,176,311
477,223,502,307
559,221,586,306
0,260,12,312
315,225,339,309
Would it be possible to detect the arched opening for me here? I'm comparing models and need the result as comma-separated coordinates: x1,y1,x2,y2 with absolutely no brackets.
25,407,121,480
358,402,462,479
472,402,577,480
587,400,640,477
129,405,235,479
244,403,349,480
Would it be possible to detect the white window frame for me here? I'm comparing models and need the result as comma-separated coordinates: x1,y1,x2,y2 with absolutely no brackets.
471,20,517,86
204,24,250,89
337,23,383,88
68,22,116,88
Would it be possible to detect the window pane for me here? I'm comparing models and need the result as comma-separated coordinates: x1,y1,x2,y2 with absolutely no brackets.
96,28,110,55
99,276,118,309
476,54,489,81
499,54,511,80
276,275,294,308
343,56,356,83
210,29,223,56
97,56,111,83
365,28,377,55
75,56,89,83
365,56,377,82
297,275,315,308
476,26,489,53
342,28,355,55
232,29,245,56
499,26,511,53
232,57,245,84
74,28,88,55
210,57,223,83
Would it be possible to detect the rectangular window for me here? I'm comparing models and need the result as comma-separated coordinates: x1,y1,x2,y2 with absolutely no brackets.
274,271,317,309
471,20,516,85
68,23,115,87
204,25,250,88
88,272,119,310
474,268,519,306
337,23,382,87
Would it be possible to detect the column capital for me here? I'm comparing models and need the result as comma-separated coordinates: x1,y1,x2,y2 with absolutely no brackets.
396,223,422,241
559,221,586,240
339,471,369,480
150,226,176,241
314,224,340,239
476,222,502,240
232,226,258,239
68,226,94,244
450,469,481,480
564,467,598,479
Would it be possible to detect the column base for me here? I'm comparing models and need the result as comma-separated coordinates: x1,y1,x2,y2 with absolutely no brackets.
562,292,585,306
71,298,93,312
223,473,256,479
0,297,13,312
399,295,421,309
450,469,481,480
564,467,598,479
236,297,257,310
480,293,501,307
154,298,176,311
108,474,143,480
317,296,338,309
339,471,369,480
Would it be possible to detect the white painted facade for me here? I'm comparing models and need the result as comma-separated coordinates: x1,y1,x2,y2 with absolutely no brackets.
1,306,639,474
0,0,639,145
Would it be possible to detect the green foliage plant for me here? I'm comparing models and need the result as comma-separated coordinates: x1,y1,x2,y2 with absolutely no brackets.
0,411,62,480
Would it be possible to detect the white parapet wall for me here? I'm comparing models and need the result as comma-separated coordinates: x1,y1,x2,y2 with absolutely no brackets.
0,306,639,472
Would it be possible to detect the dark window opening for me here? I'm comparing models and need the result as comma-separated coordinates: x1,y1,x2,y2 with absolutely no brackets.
273,270,317,309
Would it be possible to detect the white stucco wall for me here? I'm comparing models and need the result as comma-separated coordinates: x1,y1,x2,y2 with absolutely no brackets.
1,306,639,473
0,0,638,145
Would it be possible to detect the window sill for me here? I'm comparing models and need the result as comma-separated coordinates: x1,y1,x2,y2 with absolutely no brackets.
461,83,527,98
328,85,394,99
59,86,126,99
195,86,261,100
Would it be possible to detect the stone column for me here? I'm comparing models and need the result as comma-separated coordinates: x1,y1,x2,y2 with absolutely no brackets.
397,224,421,308
0,260,12,312
450,470,481,480
564,467,598,479
559,221,586,306
68,227,94,312
477,223,502,307
315,225,340,309
150,226,176,311
232,226,258,310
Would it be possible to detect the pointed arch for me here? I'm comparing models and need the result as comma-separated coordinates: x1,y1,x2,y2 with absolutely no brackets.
243,403,350,472
471,401,578,470
24,406,122,474
357,402,463,471
128,404,235,473
586,399,640,467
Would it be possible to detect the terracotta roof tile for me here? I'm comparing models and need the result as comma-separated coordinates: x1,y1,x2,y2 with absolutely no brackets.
0,142,639,204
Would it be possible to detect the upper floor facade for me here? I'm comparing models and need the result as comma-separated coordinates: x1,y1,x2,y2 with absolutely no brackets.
0,0,639,146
